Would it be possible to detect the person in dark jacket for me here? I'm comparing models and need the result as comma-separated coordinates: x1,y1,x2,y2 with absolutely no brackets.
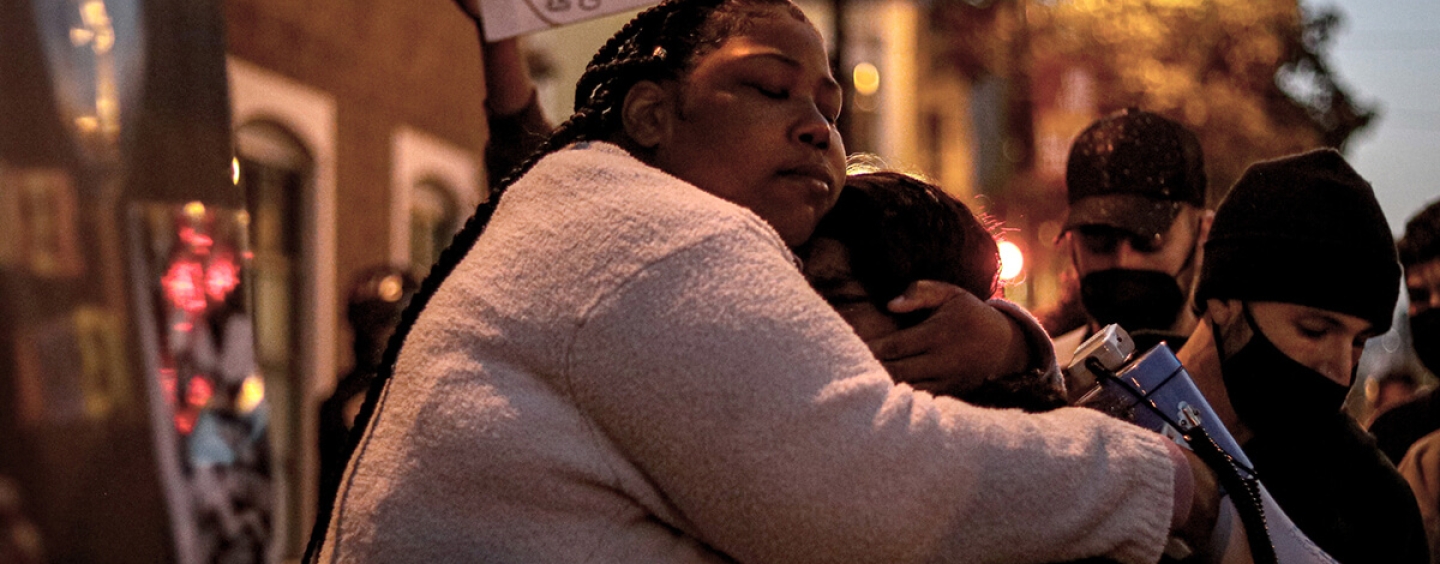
316,265,418,512
1367,198,1440,464
1175,148,1428,564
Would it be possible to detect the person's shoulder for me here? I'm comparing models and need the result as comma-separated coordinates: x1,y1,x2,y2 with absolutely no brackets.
1402,428,1440,468
523,141,791,250
1372,389,1440,461
1256,416,1374,465
495,142,795,275
1330,416,1418,489
1375,389,1440,430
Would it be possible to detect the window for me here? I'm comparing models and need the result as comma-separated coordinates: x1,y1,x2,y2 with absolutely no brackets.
409,178,459,275
389,126,480,271
234,119,310,558
227,56,337,559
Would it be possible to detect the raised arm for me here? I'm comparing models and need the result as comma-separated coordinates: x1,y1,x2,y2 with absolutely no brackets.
453,0,554,188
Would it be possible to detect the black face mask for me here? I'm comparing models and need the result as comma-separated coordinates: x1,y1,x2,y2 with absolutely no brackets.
1080,269,1186,333
1411,308,1440,377
1217,305,1352,435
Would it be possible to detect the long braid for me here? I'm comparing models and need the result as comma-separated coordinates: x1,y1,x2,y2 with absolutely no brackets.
304,1,807,560
301,1,756,561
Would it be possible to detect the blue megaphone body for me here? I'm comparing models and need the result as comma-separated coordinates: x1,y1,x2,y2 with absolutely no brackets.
1068,325,1337,564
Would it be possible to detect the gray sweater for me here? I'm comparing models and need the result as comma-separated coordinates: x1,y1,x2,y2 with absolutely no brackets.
320,142,1179,564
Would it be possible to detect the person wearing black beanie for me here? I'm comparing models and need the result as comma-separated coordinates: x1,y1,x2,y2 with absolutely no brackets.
1175,148,1427,564
1194,148,1400,332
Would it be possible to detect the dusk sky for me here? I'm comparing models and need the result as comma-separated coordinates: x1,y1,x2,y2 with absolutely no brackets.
1324,0,1440,234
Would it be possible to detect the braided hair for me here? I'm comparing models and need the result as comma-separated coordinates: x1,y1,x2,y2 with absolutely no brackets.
304,1,809,559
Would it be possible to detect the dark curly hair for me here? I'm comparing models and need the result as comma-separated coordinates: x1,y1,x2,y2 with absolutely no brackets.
806,171,1001,307
1400,198,1440,269
800,172,1067,413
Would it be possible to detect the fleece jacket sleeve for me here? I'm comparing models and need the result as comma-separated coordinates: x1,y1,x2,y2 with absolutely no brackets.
565,221,1178,564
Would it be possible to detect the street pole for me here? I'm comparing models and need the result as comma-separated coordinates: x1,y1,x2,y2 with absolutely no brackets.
830,0,854,147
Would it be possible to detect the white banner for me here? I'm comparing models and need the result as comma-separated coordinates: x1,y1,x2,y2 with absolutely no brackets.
474,0,660,41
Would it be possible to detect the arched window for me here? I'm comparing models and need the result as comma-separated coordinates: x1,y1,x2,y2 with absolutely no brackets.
234,118,313,558
389,126,480,272
235,121,308,383
228,56,337,559
409,178,459,275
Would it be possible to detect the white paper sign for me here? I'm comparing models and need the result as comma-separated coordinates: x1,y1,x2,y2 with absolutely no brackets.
475,0,660,41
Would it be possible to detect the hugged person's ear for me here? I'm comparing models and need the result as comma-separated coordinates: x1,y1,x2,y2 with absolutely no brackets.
620,80,676,152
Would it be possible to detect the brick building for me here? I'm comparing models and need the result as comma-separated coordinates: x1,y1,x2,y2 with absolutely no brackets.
223,0,489,557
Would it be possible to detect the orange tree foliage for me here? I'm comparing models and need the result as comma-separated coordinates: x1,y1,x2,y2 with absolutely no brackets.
933,0,1375,203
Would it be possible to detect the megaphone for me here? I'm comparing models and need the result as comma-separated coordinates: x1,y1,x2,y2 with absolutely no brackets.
1067,325,1337,564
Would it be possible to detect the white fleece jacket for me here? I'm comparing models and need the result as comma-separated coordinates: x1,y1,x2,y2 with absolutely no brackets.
320,142,1178,564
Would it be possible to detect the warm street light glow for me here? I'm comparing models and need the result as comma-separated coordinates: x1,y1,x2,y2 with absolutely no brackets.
237,374,265,414
853,62,880,96
998,240,1024,281
184,200,206,220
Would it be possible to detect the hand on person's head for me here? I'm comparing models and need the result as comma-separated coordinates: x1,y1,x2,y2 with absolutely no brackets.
866,280,1030,395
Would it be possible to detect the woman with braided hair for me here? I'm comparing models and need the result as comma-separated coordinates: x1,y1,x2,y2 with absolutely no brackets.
311,1,1228,562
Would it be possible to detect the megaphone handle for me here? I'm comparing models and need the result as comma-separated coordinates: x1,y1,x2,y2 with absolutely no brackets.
1187,427,1276,564
1082,357,1276,563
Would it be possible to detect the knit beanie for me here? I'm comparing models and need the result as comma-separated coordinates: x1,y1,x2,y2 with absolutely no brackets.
1195,148,1400,332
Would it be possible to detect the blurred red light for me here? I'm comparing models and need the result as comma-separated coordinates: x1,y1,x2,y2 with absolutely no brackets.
162,258,207,314
204,254,240,302
174,411,197,434
186,375,214,408
178,226,214,253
